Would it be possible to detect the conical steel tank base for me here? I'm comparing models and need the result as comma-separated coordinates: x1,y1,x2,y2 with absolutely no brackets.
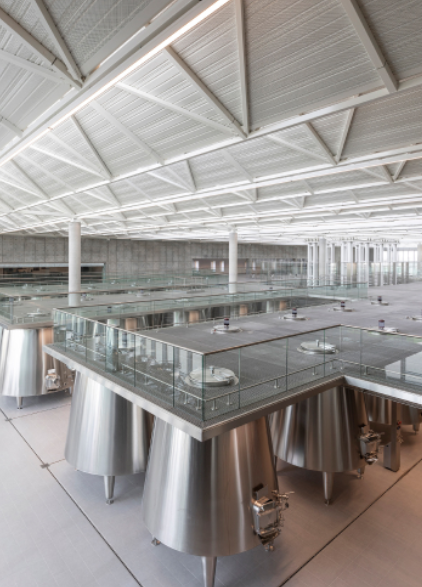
270,386,365,503
0,327,73,405
143,416,277,585
65,373,153,503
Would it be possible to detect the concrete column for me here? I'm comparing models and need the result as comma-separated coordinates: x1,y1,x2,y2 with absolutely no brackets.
229,229,238,293
359,243,365,262
318,237,326,280
392,243,398,263
307,243,312,279
387,244,392,263
346,241,353,263
329,243,336,264
364,243,370,263
69,221,81,306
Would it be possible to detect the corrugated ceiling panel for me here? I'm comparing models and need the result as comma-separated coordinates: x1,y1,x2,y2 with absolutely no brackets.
14,155,67,196
342,86,422,158
188,151,247,191
311,110,352,160
172,1,243,126
74,106,152,177
95,86,228,162
359,0,422,80
123,53,234,128
44,0,161,67
400,159,422,179
245,0,380,129
306,170,383,192
0,0,58,55
25,146,98,190
229,135,323,178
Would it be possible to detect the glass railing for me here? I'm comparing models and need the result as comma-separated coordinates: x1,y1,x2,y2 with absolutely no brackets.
57,285,347,322
50,314,422,424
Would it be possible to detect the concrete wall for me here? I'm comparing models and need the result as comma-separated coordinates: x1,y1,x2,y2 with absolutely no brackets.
0,235,306,275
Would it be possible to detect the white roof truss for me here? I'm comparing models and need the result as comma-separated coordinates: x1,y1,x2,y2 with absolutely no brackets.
0,7,81,89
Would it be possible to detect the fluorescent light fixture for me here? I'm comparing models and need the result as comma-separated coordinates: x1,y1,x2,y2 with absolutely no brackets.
0,0,230,167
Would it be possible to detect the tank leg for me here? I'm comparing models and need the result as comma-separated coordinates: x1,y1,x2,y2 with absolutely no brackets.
201,557,217,587
104,475,115,504
16,397,23,409
274,455,278,470
357,465,365,479
322,472,334,505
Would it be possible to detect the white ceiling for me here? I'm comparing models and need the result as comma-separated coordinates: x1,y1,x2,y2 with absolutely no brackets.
0,0,421,245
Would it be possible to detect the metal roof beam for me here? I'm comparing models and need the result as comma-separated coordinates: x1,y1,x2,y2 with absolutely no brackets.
0,7,81,88
147,170,191,192
29,0,82,83
267,134,330,163
117,82,237,137
89,101,164,165
234,0,249,134
0,115,23,138
222,150,254,182
164,47,246,139
335,108,355,162
0,48,73,86
69,116,112,180
339,0,398,93
303,122,337,165
393,161,406,181
29,145,106,179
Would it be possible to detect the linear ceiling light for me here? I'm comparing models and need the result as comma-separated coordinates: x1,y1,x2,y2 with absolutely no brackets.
0,0,230,167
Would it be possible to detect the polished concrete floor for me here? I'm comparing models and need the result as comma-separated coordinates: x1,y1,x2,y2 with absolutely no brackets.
2,283,422,586
1,390,422,587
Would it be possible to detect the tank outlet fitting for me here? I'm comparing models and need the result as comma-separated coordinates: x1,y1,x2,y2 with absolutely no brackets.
359,427,382,465
251,484,290,548
45,369,61,391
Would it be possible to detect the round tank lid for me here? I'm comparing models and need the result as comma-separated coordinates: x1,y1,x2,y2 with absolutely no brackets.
213,325,242,333
283,314,306,320
299,340,337,354
187,366,237,387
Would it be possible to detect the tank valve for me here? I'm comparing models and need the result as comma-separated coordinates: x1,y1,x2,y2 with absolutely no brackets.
45,369,61,391
359,426,382,465
251,484,290,550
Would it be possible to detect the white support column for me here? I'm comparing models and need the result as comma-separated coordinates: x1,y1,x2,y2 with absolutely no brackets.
340,243,346,264
307,243,312,279
69,221,81,306
229,229,238,293
364,243,370,263
417,244,422,264
387,244,392,263
359,243,365,262
312,242,319,284
318,237,327,280
392,243,398,263
347,241,353,263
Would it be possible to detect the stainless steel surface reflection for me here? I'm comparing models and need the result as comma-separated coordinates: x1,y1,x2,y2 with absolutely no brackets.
365,394,422,432
0,327,73,400
365,395,422,430
65,373,153,481
270,386,364,473
143,416,277,557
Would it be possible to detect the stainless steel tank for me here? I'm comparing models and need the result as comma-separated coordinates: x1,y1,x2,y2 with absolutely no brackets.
270,387,380,504
143,416,290,587
65,373,153,503
0,327,74,408
365,395,422,432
